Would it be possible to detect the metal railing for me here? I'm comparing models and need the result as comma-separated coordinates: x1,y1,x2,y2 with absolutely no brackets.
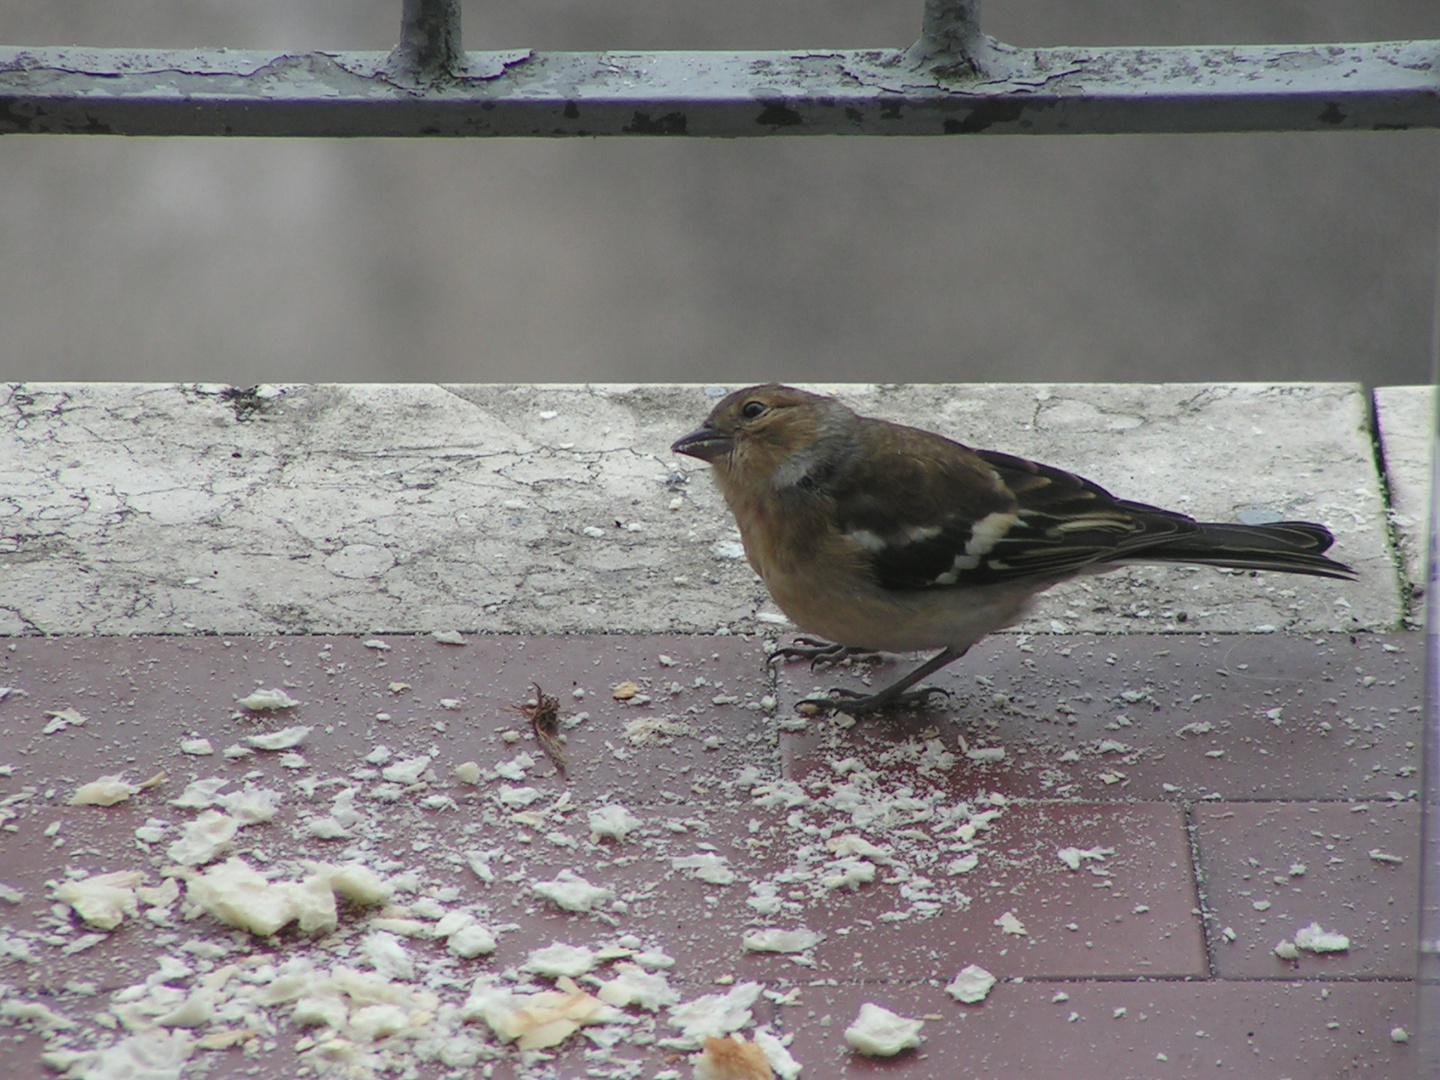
1,0,1437,138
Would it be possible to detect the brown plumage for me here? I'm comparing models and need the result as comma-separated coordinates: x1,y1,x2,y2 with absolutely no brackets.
673,384,1354,713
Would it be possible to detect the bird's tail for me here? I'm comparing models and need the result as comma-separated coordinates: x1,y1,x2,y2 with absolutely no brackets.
1146,518,1355,580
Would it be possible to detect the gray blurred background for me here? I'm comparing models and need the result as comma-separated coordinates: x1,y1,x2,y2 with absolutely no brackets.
1,1,1438,386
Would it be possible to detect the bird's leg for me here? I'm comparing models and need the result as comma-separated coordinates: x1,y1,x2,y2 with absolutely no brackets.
798,646,968,715
768,635,880,671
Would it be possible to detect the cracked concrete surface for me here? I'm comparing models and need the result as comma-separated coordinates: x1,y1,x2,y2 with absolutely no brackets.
0,381,1404,637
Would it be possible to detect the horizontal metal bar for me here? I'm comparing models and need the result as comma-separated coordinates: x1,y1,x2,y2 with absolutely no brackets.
1,39,1437,137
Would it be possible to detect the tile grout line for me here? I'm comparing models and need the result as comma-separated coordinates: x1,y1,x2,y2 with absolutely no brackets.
1184,798,1220,979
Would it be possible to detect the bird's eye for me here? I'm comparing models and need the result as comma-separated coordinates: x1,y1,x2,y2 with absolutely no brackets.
741,401,767,420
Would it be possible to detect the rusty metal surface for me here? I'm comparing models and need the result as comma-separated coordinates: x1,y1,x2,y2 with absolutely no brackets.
1,39,1437,138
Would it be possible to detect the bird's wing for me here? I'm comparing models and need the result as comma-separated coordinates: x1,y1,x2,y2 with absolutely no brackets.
830,422,1196,591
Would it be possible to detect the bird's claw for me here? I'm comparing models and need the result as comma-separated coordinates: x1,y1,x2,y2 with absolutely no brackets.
768,636,879,672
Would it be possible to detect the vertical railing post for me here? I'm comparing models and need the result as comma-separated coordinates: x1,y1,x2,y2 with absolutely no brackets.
906,0,996,78
389,0,464,80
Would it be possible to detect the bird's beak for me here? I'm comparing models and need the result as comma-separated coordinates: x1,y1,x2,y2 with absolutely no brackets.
671,426,733,462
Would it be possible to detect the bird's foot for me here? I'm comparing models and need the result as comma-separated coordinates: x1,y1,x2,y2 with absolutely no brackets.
797,684,950,716
768,636,879,671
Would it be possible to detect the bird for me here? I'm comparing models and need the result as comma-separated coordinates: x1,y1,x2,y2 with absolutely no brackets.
671,384,1356,714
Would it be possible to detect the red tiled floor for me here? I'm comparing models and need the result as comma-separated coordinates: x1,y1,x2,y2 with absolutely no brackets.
0,633,1423,1079
1194,801,1420,978
746,800,1204,981
5,976,1417,1079
0,632,777,804
776,633,1421,801
777,979,1415,1078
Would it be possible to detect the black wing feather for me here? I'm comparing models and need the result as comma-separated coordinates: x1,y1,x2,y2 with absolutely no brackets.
824,423,1353,591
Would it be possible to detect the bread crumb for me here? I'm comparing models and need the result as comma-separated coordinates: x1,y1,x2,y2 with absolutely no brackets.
694,1034,774,1080
844,1002,923,1056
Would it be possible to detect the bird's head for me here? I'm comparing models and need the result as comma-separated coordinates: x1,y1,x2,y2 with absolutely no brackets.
671,384,847,484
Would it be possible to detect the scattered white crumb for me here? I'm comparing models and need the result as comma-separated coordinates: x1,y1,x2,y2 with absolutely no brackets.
532,870,614,913
692,1034,774,1080
362,639,390,650
844,1003,924,1056
215,785,281,824
667,982,762,1047
135,878,179,910
1056,846,1113,870
673,853,737,886
183,857,390,938
1293,922,1350,953
1391,1026,1410,1043
179,738,214,756
823,859,877,890
69,775,139,807
165,810,238,866
495,752,534,781
965,747,1005,764
381,755,432,785
1368,849,1404,864
945,964,997,1004
446,922,498,959
523,943,597,978
596,964,679,1012
0,998,77,1031
742,928,821,954
827,834,891,860
52,871,144,930
465,974,618,1050
362,930,414,980
41,707,88,733
244,725,311,750
453,760,482,785
60,933,107,956
169,777,229,808
589,803,643,842
753,1028,801,1080
498,785,542,809
995,911,1027,936
236,687,299,711
1274,940,1300,960
431,630,467,645
946,853,979,876
625,717,693,745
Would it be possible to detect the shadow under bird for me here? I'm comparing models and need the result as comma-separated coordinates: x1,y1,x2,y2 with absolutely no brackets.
672,384,1356,714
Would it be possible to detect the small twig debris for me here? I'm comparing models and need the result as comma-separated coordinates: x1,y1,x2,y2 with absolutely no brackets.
518,682,567,777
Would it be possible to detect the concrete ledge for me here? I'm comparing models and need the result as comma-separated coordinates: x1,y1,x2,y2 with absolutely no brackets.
0,382,1402,637
1373,384,1433,603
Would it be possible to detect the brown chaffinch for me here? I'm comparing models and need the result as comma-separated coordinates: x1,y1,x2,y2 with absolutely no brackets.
672,384,1355,714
